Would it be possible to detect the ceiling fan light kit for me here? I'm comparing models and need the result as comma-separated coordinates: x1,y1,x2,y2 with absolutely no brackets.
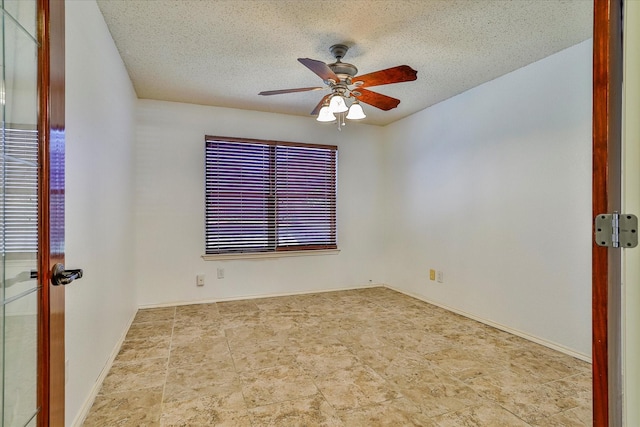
259,43,417,129
345,100,366,120
328,94,349,113
317,103,337,122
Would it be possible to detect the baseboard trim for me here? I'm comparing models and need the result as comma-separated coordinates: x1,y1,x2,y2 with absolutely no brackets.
384,284,592,363
137,284,381,309
70,309,137,427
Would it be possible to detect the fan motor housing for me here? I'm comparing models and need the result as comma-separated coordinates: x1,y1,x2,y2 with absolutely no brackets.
328,62,358,80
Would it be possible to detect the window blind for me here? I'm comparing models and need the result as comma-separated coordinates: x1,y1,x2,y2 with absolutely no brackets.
0,127,38,254
275,145,336,250
205,137,337,255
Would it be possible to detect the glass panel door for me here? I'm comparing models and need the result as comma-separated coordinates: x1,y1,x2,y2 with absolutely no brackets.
1,1,39,426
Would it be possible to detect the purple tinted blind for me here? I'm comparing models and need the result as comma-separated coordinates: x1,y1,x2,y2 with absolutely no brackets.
0,128,38,253
275,145,336,250
205,138,337,254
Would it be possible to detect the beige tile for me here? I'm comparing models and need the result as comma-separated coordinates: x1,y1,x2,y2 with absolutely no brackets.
287,329,344,347
379,351,433,380
125,320,174,341
168,336,234,369
218,312,263,329
314,317,357,336
225,324,281,346
175,302,219,317
160,392,251,427
99,358,167,395
217,300,259,315
286,293,330,306
171,320,226,343
115,336,171,363
295,342,364,376
248,394,344,427
388,366,484,418
433,402,531,426
174,307,220,329
531,405,593,427
252,296,302,313
86,288,592,426
314,364,400,410
335,328,388,346
347,345,398,376
338,398,437,427
83,386,163,427
133,307,176,324
548,371,592,404
423,346,504,377
508,351,589,383
239,365,319,408
466,367,582,424
399,330,456,356
229,339,297,372
259,311,319,331
163,363,240,403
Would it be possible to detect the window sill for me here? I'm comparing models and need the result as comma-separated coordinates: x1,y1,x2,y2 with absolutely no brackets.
202,249,340,261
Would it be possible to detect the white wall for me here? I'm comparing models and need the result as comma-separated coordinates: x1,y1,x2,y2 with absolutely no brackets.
65,1,137,425
382,40,593,357
134,101,387,306
623,1,640,424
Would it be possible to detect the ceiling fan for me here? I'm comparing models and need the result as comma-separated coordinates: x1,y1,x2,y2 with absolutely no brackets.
258,44,418,122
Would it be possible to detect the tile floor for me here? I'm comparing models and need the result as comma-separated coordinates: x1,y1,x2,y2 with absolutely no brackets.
82,287,592,426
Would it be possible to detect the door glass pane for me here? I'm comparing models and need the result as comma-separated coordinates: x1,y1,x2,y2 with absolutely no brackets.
3,9,38,129
3,291,37,426
3,1,37,40
1,4,40,427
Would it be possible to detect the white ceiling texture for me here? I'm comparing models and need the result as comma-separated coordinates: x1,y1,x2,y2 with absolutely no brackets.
96,0,593,126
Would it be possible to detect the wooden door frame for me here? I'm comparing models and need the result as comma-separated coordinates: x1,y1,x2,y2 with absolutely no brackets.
37,0,66,426
593,0,624,425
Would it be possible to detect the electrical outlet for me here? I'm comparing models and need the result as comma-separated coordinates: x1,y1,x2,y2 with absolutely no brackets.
437,271,444,283
196,274,205,286
217,268,224,279
429,269,436,281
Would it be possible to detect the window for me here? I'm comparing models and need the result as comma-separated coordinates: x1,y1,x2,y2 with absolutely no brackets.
205,136,337,255
0,127,38,255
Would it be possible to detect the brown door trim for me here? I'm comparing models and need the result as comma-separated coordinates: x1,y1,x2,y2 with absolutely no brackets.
592,0,623,425
37,0,66,425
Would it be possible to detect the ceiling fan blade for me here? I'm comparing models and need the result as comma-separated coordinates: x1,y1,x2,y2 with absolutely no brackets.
354,65,417,87
354,88,400,111
298,58,340,82
259,87,324,96
310,94,331,115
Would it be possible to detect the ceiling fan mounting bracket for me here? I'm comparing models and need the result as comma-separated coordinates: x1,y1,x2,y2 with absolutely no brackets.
329,44,349,61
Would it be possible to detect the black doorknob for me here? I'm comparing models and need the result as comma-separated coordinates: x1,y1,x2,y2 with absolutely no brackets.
51,263,83,286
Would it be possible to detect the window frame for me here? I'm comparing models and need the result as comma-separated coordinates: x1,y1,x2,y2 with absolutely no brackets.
204,135,338,257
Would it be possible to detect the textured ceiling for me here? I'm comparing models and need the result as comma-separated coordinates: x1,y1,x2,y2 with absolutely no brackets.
96,0,593,126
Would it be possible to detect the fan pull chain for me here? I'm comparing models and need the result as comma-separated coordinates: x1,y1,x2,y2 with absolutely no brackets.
337,112,345,131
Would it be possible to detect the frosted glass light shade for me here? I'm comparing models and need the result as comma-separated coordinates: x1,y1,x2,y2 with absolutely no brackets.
317,105,336,122
328,95,348,113
346,102,366,120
